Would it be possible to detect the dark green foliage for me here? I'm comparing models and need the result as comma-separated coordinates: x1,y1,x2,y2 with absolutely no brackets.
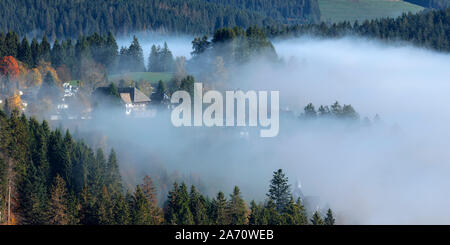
46,175,69,225
324,208,335,225
18,37,32,67
148,42,174,72
227,186,248,225
311,210,325,225
197,26,277,64
0,0,320,37
404,0,450,9
153,80,167,104
267,169,291,212
106,149,122,196
283,197,308,225
212,191,228,225
266,7,450,52
0,108,336,225
189,185,208,225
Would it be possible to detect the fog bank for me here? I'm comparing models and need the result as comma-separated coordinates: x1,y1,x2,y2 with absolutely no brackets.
76,36,450,224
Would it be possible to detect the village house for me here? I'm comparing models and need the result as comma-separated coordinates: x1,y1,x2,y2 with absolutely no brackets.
117,87,151,115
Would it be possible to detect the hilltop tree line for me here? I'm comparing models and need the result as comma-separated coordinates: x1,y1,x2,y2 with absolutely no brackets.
191,26,277,69
0,31,177,78
0,0,320,38
404,0,450,9
266,7,450,52
0,110,335,225
301,102,359,121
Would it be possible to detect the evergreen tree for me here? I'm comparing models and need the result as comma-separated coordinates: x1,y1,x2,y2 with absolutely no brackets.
176,183,194,225
311,210,325,225
262,199,281,225
4,31,19,57
39,36,51,62
104,31,118,70
227,186,248,225
164,181,179,224
189,185,208,225
153,80,167,103
18,37,32,66
303,103,317,118
19,163,48,224
148,44,159,72
131,185,153,225
46,175,69,225
267,169,291,212
106,149,122,196
282,196,307,225
248,200,263,225
213,191,228,225
128,36,145,72
51,40,64,68
324,208,335,225
30,38,40,67
112,193,130,225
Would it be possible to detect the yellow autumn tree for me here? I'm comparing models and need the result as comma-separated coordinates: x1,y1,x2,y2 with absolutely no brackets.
36,61,60,86
25,68,42,87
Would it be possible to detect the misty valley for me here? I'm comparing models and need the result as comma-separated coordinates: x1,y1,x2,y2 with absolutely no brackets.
0,0,450,228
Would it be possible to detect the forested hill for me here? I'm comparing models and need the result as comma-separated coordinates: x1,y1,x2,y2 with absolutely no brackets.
266,7,450,52
204,0,321,23
404,0,450,9
0,0,320,38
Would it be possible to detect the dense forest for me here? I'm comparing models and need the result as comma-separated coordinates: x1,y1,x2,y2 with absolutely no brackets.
265,7,450,52
0,110,334,224
0,0,320,38
0,5,449,225
404,0,450,9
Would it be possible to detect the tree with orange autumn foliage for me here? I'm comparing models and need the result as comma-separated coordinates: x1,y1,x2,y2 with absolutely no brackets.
0,56,20,79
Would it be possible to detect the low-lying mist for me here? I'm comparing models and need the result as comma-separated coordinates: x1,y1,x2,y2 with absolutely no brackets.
74,36,450,224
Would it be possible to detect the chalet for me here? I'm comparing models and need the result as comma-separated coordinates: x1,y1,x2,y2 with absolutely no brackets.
117,87,151,115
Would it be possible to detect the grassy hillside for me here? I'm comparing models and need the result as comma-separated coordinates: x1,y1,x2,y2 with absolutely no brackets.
318,0,424,23
108,72,173,85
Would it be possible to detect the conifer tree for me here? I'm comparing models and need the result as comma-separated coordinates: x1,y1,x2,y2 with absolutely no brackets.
189,185,208,225
282,196,308,225
106,149,122,196
39,36,51,62
46,175,69,225
96,186,113,225
104,31,118,70
263,199,281,225
311,210,325,225
19,163,48,224
18,37,32,66
324,208,335,225
128,36,145,72
248,200,263,225
176,182,194,225
227,186,248,225
30,38,39,67
267,169,291,212
165,181,179,224
153,80,167,103
131,185,153,225
213,191,228,225
112,192,130,225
